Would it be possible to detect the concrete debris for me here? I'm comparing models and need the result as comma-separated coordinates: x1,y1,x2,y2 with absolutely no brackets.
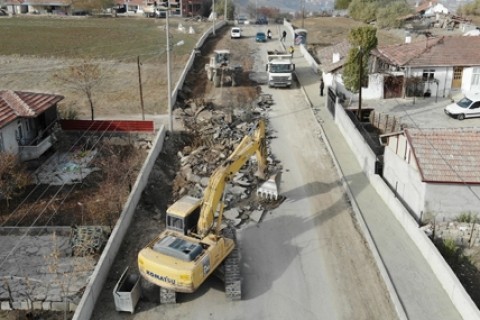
250,210,264,223
223,208,240,220
172,98,282,228
33,150,99,185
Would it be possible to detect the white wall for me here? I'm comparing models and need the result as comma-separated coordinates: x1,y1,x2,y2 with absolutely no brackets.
362,74,384,100
72,22,226,320
383,146,424,220
334,101,377,175
410,66,452,98
0,122,19,154
72,127,166,320
424,183,480,220
461,67,480,94
330,102,480,319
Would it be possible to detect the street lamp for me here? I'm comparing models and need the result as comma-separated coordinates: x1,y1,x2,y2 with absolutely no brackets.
166,8,173,131
166,9,184,131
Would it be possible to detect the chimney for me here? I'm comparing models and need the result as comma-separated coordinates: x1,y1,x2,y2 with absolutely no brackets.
405,31,411,43
332,52,340,63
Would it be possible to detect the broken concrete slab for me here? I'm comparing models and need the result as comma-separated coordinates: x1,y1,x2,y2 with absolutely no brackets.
223,208,240,220
250,210,264,223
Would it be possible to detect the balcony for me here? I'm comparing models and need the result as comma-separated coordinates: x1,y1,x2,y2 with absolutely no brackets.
19,135,53,161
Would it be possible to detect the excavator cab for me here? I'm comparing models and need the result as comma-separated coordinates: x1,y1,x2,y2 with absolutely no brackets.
166,196,202,235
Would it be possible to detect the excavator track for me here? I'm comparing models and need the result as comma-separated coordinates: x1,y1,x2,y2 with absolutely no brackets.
160,287,176,304
222,227,242,301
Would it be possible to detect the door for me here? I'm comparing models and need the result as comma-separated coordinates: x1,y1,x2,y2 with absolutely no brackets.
467,101,480,118
452,66,463,89
384,75,404,98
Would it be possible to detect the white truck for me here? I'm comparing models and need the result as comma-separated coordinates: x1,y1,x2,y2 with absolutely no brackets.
266,51,295,88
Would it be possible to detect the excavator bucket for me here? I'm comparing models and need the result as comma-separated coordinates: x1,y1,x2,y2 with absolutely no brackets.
257,172,281,200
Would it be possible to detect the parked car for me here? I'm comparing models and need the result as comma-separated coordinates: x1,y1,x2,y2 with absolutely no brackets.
256,17,268,25
231,27,241,39
444,93,480,120
236,15,248,25
256,32,267,42
111,4,127,13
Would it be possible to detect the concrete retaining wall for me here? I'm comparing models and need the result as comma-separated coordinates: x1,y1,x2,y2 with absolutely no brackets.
334,103,377,175
335,101,480,320
72,22,227,320
291,28,480,314
72,126,166,320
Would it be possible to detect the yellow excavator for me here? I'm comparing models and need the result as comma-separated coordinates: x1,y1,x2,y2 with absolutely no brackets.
138,119,279,303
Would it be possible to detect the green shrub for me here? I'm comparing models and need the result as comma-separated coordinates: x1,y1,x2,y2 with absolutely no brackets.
456,212,477,223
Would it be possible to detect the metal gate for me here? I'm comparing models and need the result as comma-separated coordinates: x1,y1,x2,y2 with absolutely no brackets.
327,87,336,117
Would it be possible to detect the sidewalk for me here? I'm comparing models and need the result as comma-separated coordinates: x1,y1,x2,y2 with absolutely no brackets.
290,49,463,319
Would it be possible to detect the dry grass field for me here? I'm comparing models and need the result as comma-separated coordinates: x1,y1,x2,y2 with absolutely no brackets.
0,16,209,118
0,15,469,119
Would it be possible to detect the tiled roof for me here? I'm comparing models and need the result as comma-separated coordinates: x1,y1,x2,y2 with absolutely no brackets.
0,90,64,129
406,128,480,184
372,36,480,67
415,0,437,13
317,40,351,73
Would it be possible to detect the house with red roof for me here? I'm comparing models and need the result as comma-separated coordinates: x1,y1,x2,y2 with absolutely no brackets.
383,127,480,221
0,90,64,161
370,36,480,99
319,36,480,101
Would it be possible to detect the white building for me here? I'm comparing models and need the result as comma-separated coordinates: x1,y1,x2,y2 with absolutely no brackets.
0,90,63,161
383,127,480,222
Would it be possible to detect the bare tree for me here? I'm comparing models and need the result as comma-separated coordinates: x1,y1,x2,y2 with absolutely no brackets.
54,60,104,121
0,153,30,208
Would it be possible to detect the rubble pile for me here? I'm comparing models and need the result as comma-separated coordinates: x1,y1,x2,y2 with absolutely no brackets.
171,95,281,227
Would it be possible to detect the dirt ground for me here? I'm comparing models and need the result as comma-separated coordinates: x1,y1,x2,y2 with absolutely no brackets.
2,16,479,318
0,19,262,320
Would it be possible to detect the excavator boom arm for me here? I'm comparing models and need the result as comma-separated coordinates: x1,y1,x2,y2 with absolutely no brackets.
197,120,267,237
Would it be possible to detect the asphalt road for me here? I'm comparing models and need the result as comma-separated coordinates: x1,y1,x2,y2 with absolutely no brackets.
91,25,397,320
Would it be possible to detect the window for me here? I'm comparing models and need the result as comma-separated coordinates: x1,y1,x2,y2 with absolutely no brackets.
167,215,184,231
472,67,480,86
471,102,480,109
422,69,435,82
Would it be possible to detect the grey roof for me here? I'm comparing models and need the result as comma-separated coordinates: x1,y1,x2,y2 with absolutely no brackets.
317,40,351,73
405,127,480,184
372,36,480,67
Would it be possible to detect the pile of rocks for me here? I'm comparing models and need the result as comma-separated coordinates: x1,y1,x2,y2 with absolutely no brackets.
171,96,281,227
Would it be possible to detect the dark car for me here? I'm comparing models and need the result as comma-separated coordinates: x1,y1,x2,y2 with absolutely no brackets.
112,4,127,13
256,17,268,25
256,32,267,42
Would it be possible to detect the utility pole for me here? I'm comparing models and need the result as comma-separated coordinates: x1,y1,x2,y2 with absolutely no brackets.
224,0,227,20
302,0,305,28
212,0,216,36
166,8,173,131
358,47,363,121
137,56,145,120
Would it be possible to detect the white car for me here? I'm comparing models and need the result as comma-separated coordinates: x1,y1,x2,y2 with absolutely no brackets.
231,27,241,39
444,93,480,120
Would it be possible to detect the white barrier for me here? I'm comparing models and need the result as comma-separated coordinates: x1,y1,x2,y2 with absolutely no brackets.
289,25,480,317
334,101,480,320
72,126,166,320
72,21,228,320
